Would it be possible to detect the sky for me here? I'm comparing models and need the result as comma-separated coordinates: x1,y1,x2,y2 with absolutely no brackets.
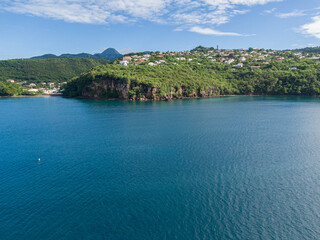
0,0,320,59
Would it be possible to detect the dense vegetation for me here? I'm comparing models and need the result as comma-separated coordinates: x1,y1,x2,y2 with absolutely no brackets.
0,82,39,96
0,58,109,83
295,46,320,54
64,58,320,99
3,46,320,98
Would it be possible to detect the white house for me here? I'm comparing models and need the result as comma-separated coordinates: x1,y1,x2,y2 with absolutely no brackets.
226,59,235,64
28,88,39,92
234,63,244,68
120,61,128,66
48,82,55,88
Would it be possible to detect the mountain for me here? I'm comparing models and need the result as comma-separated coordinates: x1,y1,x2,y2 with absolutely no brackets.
31,48,123,61
97,48,123,59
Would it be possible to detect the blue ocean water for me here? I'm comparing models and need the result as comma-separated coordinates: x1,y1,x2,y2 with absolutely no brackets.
0,96,320,239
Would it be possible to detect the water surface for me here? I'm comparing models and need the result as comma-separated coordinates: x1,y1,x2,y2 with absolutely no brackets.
1,96,320,239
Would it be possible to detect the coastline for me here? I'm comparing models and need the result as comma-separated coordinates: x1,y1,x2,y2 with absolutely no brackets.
2,93,319,101
0,94,62,98
63,94,320,101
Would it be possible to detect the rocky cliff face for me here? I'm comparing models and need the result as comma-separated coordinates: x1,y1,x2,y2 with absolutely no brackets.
79,77,219,101
82,78,130,99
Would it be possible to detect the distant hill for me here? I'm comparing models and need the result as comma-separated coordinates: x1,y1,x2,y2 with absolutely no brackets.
294,46,320,53
31,48,123,61
0,58,109,83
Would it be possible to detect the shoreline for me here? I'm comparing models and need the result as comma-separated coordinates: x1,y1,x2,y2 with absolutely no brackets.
1,94,320,100
0,94,62,98
64,94,320,101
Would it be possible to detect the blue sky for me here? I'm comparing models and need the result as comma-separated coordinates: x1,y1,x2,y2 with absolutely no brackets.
0,0,320,59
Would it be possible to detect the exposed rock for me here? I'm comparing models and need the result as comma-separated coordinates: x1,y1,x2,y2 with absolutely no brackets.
78,77,218,101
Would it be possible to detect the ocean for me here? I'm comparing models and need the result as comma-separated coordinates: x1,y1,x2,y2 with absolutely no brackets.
1,96,319,239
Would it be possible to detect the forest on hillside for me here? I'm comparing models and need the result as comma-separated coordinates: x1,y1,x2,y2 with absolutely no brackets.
0,58,109,83
63,58,320,99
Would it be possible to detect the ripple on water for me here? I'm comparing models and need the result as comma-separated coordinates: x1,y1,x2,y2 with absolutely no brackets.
0,96,320,239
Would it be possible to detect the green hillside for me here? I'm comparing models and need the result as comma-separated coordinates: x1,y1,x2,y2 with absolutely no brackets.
0,58,110,83
63,59,320,100
295,47,320,54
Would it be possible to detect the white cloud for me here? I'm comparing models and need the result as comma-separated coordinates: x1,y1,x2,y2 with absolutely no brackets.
1,0,168,24
264,8,276,14
300,16,320,39
276,10,306,18
1,0,282,24
189,26,248,36
0,0,282,35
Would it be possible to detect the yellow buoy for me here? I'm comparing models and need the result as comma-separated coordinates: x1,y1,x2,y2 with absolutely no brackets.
38,158,40,162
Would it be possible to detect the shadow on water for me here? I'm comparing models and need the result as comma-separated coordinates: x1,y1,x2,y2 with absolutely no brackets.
71,96,320,115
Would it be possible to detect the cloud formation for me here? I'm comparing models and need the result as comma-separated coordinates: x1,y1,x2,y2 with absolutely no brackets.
276,10,306,18
189,26,244,36
300,16,320,39
0,0,282,36
1,0,281,24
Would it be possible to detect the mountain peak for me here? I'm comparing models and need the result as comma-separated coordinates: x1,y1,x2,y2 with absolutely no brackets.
99,48,122,58
31,48,123,60
101,48,120,55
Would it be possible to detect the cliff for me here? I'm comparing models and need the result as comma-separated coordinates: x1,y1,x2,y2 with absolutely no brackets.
66,75,219,101
63,59,320,100
63,64,225,100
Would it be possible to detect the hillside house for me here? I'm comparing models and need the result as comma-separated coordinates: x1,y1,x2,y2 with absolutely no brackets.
120,61,128,66
122,56,131,61
234,63,244,68
48,82,55,88
28,88,38,92
226,59,235,64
